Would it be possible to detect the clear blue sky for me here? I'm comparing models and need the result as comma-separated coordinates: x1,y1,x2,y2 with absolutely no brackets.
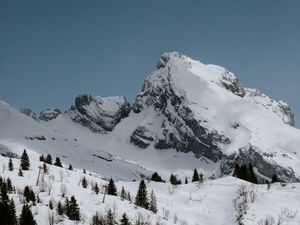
1,1,300,126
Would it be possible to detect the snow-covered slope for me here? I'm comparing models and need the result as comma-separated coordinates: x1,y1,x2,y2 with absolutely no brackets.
1,154,300,225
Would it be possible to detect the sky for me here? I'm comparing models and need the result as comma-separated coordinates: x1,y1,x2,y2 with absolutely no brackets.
0,1,300,126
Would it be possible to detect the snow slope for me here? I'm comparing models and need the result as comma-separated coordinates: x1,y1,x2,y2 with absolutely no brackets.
1,154,300,225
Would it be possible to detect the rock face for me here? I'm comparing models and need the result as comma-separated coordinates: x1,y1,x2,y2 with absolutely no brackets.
68,94,131,133
19,108,37,120
39,108,61,121
130,52,298,181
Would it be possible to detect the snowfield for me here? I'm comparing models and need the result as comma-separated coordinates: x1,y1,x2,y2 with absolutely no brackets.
1,154,300,225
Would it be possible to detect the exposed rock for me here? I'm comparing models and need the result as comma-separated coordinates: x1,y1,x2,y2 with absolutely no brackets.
39,108,61,121
19,108,36,120
68,94,131,133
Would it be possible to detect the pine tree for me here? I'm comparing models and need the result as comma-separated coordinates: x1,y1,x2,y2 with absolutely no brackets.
45,154,52,164
69,196,80,221
83,169,86,174
20,149,30,170
68,164,73,170
233,163,240,177
8,158,14,171
127,191,131,203
24,186,31,203
107,178,117,196
185,177,188,184
106,209,116,225
64,197,70,217
8,198,17,225
169,174,181,185
192,168,200,182
82,177,88,188
39,155,44,162
18,168,23,177
121,186,126,200
19,204,36,225
134,180,148,209
91,211,105,225
150,172,164,182
0,182,10,225
7,177,13,193
54,157,62,167
30,190,36,205
120,213,130,225
149,190,158,213
94,182,99,194
57,201,64,215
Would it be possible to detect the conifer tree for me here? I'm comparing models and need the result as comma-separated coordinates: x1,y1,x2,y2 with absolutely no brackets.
68,164,73,170
45,154,52,164
8,158,14,171
149,190,158,213
94,182,99,194
39,155,44,162
20,149,30,170
19,204,36,225
185,177,188,184
169,174,181,185
248,164,257,184
83,169,86,174
82,176,88,188
134,180,148,209
233,163,240,177
57,201,64,215
30,190,36,205
120,213,131,225
91,212,104,225
121,186,126,200
54,157,62,167
192,168,200,182
18,168,23,177
68,195,80,221
0,182,10,225
106,209,116,225
127,191,131,202
24,186,31,203
107,178,117,196
150,172,164,182
8,198,17,225
64,197,70,217
7,177,13,193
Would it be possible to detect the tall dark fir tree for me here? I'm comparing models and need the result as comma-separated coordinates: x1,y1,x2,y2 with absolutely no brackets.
20,149,30,170
134,180,148,209
107,178,117,196
19,204,36,225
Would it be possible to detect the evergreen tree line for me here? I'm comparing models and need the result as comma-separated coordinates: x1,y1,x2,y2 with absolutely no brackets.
233,163,257,184
56,195,81,221
0,176,36,225
91,210,131,225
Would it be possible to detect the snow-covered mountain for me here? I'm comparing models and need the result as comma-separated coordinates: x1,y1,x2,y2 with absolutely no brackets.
1,52,300,183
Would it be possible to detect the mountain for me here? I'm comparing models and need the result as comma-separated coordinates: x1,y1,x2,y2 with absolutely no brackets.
0,52,300,183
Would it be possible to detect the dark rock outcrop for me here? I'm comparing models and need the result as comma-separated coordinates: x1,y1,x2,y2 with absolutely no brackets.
39,108,61,121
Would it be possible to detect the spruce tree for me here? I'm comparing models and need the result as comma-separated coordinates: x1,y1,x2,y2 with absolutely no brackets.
20,149,30,170
54,157,62,167
233,163,240,177
127,191,131,202
45,154,52,164
150,172,164,182
0,182,10,225
134,180,148,209
18,168,23,177
185,177,188,184
49,200,53,210
192,168,200,182
106,209,116,225
39,155,44,162
57,201,64,215
24,186,31,203
68,164,73,170
149,190,158,213
64,197,70,217
7,177,13,193
19,204,36,225
83,169,86,174
82,177,88,188
8,198,17,225
92,212,105,225
120,213,130,225
43,163,48,174
121,186,126,200
94,182,99,194
8,158,14,171
30,190,36,205
69,196,80,221
107,178,117,196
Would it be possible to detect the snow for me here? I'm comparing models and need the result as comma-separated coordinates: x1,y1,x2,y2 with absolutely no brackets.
1,154,300,225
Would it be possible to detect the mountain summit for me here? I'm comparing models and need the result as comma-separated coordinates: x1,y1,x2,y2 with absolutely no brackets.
0,52,299,182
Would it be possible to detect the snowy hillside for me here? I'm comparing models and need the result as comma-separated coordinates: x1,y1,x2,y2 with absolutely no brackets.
1,154,300,225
